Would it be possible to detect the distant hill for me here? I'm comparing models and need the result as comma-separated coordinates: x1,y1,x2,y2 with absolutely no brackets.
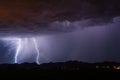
0,61,120,80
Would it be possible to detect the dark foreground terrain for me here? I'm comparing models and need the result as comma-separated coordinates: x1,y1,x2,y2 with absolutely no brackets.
0,61,120,80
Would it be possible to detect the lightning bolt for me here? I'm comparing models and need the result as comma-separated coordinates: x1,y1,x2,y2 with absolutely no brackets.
32,38,40,65
2,37,42,64
15,39,22,63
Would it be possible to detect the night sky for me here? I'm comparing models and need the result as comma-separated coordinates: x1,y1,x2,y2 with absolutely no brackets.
0,0,120,64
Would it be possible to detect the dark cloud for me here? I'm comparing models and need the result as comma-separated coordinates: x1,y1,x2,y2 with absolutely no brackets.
0,16,120,63
44,17,120,63
0,0,119,36
0,17,116,37
0,0,119,21
0,0,120,63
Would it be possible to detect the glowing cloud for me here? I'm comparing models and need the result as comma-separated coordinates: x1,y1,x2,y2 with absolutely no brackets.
1,37,47,64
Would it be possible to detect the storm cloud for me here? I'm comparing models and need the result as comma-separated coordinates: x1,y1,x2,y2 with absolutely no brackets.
0,0,120,63
0,0,119,36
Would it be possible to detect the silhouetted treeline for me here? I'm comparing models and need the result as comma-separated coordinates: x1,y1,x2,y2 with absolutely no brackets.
0,61,120,80
0,61,120,70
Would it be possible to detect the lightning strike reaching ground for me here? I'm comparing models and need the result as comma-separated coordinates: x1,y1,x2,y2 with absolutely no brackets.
1,37,43,64
32,38,40,65
15,39,22,63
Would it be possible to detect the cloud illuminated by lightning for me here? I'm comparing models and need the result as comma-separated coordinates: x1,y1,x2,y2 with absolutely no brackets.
1,37,44,64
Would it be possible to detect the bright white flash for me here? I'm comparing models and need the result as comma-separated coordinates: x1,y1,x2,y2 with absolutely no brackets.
32,38,40,64
1,37,42,64
15,39,22,63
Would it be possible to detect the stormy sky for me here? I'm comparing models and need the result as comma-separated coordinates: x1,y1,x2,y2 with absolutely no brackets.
0,0,120,63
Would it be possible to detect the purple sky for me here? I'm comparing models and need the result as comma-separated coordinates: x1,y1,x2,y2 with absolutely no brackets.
0,0,120,63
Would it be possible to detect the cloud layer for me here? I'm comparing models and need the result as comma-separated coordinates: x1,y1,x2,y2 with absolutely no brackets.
0,0,119,37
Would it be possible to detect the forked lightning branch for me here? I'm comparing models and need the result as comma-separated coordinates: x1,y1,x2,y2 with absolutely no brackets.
1,37,40,64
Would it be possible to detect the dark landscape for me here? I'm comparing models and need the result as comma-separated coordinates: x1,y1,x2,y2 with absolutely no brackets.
0,0,120,80
0,61,120,80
